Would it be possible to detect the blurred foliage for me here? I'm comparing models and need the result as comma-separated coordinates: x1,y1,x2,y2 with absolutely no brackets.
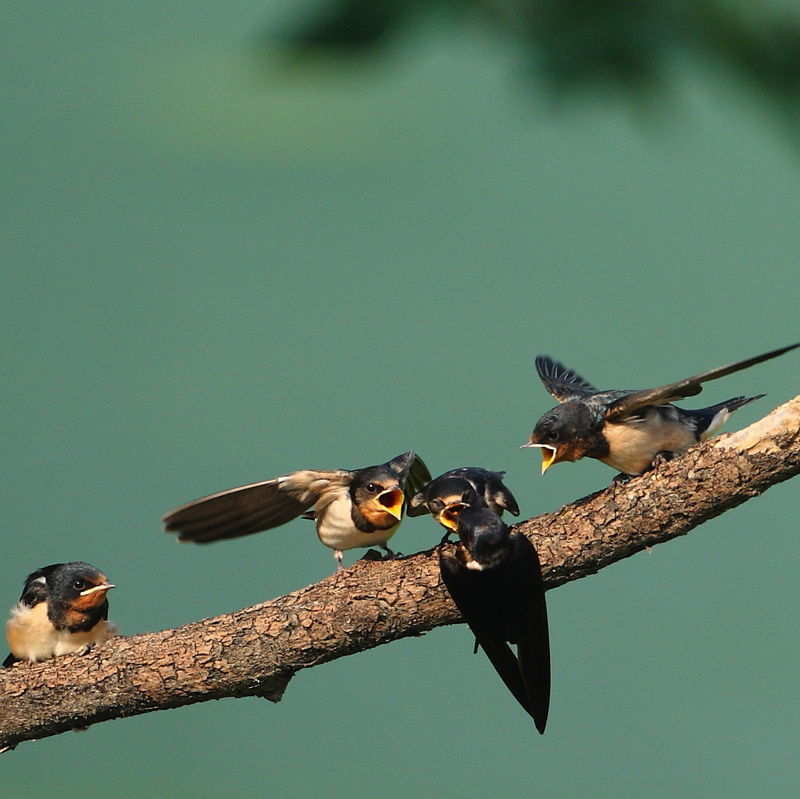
273,0,800,119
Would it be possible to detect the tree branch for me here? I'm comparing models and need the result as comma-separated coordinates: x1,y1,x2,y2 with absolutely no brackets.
2,396,799,751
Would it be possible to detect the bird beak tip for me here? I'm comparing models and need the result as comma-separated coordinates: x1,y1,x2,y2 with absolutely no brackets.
534,444,557,475
79,582,115,597
379,489,405,520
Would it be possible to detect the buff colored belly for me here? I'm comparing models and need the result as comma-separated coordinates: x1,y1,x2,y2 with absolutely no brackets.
315,493,399,552
6,602,118,661
599,415,697,475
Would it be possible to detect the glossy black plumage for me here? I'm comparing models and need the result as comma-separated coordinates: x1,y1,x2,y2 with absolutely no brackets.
407,467,519,537
439,508,551,733
163,451,431,570
524,343,798,476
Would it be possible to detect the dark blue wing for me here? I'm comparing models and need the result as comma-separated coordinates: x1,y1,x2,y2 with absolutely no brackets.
536,356,598,402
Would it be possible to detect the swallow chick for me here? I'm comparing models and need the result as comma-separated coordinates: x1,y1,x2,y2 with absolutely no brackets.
4,562,117,668
439,507,551,733
523,343,799,477
407,467,519,541
163,451,431,571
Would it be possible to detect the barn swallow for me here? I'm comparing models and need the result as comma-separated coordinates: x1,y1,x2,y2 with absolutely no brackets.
439,507,551,733
163,451,431,571
4,562,117,668
407,467,520,540
523,343,799,477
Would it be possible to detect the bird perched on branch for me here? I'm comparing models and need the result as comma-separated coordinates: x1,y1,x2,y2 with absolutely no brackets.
163,451,431,571
407,467,519,541
523,343,799,477
4,562,117,668
439,507,551,733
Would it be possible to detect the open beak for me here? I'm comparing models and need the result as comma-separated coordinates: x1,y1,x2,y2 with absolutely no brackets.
378,488,405,520
521,442,558,475
440,502,469,531
80,582,115,597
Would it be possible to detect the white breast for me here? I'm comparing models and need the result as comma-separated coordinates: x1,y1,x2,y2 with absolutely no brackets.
314,490,399,552
6,602,118,662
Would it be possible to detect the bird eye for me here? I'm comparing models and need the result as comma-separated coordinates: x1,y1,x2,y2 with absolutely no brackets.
73,579,86,591
366,483,380,493
546,431,559,442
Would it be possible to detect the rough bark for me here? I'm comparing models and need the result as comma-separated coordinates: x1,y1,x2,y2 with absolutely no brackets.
1,396,799,751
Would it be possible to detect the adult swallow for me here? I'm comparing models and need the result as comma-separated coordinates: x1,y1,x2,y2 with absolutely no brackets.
163,451,431,571
523,343,799,477
407,467,520,540
4,562,117,668
439,507,551,733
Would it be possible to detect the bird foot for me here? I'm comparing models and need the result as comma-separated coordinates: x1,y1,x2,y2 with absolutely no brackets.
367,546,401,561
360,547,403,563
650,451,676,470
329,562,348,584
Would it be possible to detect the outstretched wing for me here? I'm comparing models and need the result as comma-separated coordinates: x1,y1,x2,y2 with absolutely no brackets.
163,469,351,543
384,451,432,508
406,467,519,519
535,356,598,402
481,470,520,517
605,343,799,422
403,452,432,504
406,488,430,517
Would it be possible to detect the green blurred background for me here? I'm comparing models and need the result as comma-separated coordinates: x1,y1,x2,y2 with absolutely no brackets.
2,2,799,797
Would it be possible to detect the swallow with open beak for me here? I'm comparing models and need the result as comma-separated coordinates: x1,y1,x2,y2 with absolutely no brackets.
407,467,520,541
439,507,551,733
4,562,117,667
523,343,799,477
163,451,431,571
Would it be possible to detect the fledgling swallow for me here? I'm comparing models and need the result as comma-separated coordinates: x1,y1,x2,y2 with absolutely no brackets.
407,467,520,540
439,507,551,733
163,451,431,571
523,343,799,477
4,562,117,668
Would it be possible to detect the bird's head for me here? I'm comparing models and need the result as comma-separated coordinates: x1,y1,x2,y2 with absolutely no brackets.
522,402,593,474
